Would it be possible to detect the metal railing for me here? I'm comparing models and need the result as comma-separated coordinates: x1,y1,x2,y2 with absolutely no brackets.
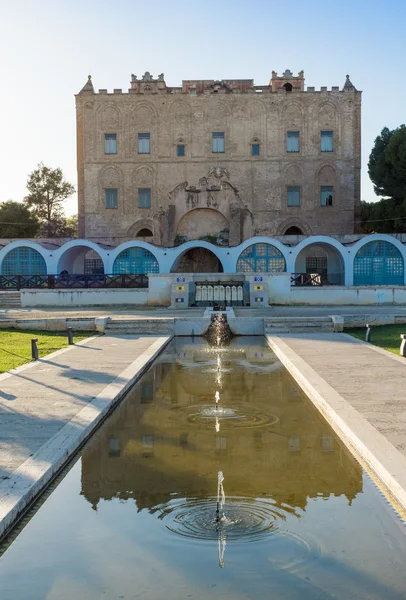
0,274,149,290
290,273,323,287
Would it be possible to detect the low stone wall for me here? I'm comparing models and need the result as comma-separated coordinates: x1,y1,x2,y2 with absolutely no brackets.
21,288,148,307
16,274,406,308
343,314,406,328
268,274,406,305
0,317,97,331
289,286,406,306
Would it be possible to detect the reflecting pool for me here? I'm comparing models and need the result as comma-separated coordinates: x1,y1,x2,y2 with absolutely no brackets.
0,337,405,599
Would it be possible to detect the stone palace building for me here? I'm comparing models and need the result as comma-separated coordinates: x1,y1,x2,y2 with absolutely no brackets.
3,70,406,298
76,69,361,250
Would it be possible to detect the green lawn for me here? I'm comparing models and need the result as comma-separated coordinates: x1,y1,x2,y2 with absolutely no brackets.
0,329,93,373
346,324,406,355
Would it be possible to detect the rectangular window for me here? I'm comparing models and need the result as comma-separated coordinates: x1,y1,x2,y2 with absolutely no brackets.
108,438,121,458
177,144,185,157
212,132,225,153
320,186,333,206
105,188,118,209
138,188,151,208
287,186,300,207
321,131,333,152
104,133,117,154
251,143,260,156
287,131,300,152
138,133,150,154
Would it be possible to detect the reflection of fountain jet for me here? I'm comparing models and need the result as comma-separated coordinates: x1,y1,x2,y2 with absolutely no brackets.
216,470,225,520
217,530,226,568
216,470,227,568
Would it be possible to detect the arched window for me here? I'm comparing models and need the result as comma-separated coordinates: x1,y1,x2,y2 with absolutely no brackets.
113,247,159,274
236,243,286,273
285,226,303,235
354,241,404,286
1,246,47,275
283,83,293,92
136,228,153,237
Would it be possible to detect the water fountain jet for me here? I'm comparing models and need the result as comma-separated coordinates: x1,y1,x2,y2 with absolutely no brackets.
205,313,233,347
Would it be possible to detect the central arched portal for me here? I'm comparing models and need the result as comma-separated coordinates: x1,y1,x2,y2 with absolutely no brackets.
171,247,224,273
176,208,229,244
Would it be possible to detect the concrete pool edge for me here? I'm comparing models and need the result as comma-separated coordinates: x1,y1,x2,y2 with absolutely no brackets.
265,334,406,514
0,335,173,540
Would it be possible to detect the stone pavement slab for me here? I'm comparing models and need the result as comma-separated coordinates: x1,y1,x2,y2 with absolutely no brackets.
274,333,406,456
0,335,162,480
0,334,172,537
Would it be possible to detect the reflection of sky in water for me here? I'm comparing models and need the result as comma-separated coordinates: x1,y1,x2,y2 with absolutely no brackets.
0,337,405,600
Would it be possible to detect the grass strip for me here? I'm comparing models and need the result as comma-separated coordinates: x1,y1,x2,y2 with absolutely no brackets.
0,329,93,373
346,324,406,355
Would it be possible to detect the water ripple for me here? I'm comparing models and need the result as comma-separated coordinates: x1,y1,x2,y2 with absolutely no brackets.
185,405,279,429
160,496,286,543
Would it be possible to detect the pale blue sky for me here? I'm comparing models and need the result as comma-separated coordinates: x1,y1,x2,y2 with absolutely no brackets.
1,0,405,216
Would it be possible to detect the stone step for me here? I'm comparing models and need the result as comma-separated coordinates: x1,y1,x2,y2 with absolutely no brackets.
264,316,334,334
266,321,333,328
265,317,332,323
0,291,21,307
105,318,174,335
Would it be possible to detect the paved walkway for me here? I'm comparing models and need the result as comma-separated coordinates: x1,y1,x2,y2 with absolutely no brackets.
266,332,406,511
2,305,406,321
0,335,163,481
269,333,406,456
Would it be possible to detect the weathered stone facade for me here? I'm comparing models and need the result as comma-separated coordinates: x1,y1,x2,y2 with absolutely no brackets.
76,70,361,246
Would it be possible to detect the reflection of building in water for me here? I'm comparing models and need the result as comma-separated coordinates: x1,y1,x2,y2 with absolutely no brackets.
81,340,362,512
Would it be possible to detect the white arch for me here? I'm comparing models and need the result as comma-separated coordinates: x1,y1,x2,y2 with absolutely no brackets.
168,240,228,273
231,236,290,272
350,234,406,286
110,241,163,273
292,236,346,285
54,239,108,274
0,240,50,274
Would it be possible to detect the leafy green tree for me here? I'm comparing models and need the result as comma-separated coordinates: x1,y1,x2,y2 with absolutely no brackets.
0,200,39,238
368,125,406,202
363,125,406,233
385,125,406,201
24,163,75,237
37,214,78,238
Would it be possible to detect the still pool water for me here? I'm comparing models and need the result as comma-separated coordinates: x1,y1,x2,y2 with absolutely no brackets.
0,337,405,599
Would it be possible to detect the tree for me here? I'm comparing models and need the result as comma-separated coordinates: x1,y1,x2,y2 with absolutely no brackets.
0,200,39,238
24,163,75,237
368,125,406,202
363,125,406,233
37,214,78,238
360,198,406,233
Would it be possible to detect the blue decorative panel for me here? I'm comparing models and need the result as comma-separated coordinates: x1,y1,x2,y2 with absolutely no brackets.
1,246,46,275
236,243,286,273
353,241,404,286
113,247,159,275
